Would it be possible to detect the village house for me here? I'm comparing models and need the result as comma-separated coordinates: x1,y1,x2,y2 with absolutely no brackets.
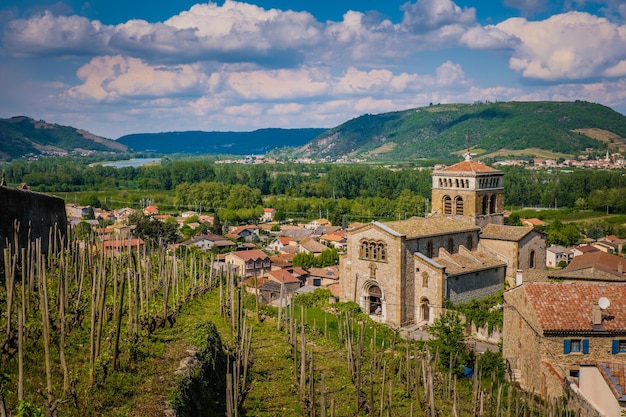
503,282,626,416
224,249,271,278
261,208,276,222
546,244,573,268
102,238,145,253
143,205,159,216
320,231,347,251
572,245,601,257
298,237,328,256
307,266,340,288
305,218,331,230
549,251,626,283
181,233,236,252
225,224,259,241
340,155,547,327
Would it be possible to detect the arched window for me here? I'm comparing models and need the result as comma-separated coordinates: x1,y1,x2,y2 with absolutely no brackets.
426,240,434,258
362,242,369,259
482,196,489,215
379,244,386,261
455,196,464,215
422,272,429,288
421,298,430,322
466,235,473,250
529,250,536,269
447,238,454,253
490,195,497,214
443,195,452,214
371,243,378,260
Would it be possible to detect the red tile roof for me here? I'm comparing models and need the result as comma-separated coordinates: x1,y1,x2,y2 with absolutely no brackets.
267,269,300,284
228,249,269,262
438,160,498,173
552,251,626,282
521,282,626,332
598,362,626,400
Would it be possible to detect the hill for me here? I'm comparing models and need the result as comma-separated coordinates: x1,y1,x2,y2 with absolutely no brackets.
116,128,327,154
0,116,127,160
282,101,626,162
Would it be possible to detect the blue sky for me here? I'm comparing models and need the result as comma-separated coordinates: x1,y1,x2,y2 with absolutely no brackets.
1,0,625,139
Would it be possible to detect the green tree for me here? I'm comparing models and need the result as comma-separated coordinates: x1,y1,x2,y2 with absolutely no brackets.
426,310,471,373
292,252,316,269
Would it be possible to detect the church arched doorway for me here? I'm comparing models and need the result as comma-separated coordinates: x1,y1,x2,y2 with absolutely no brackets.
420,297,430,323
362,281,385,317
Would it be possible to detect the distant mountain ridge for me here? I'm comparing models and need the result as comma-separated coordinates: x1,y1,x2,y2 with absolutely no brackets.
0,116,127,160
282,101,626,162
116,128,328,155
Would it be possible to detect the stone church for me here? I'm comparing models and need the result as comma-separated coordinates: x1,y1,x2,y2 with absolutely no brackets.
339,156,546,328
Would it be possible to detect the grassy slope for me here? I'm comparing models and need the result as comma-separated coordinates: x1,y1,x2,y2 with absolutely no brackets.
293,101,626,161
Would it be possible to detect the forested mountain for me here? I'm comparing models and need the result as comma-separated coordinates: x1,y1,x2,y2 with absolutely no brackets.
0,116,127,160
283,101,626,161
116,128,327,154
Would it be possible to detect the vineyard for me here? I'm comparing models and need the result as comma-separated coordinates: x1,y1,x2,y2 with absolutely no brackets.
0,228,575,416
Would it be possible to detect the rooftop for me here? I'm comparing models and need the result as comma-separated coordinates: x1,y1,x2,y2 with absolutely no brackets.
512,282,626,333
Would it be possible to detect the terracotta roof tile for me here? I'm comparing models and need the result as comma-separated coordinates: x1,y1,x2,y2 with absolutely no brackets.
266,269,301,284
598,362,626,400
437,160,499,173
521,282,626,332
551,251,626,282
227,249,269,262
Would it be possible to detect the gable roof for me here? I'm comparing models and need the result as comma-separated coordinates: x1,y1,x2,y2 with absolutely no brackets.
267,269,301,284
307,266,340,280
550,251,626,282
515,282,626,333
597,362,626,401
383,216,479,239
300,237,328,253
480,224,534,241
227,249,269,262
436,160,499,173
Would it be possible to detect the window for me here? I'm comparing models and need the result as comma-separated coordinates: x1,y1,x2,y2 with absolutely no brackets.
564,339,589,354
447,238,454,253
490,195,497,214
422,272,429,288
611,339,626,354
313,278,321,287
569,369,579,378
443,195,452,214
455,196,464,215
529,250,536,269
482,196,489,215
360,239,387,262
466,235,473,250
426,241,434,258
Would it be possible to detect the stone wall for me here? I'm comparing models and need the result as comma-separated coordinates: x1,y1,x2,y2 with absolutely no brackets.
0,185,67,258
446,266,505,304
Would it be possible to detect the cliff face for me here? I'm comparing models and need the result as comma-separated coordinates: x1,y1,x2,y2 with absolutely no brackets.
0,186,67,256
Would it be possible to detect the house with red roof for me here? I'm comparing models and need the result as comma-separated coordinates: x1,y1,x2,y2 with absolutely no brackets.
504,282,626,413
102,238,145,253
225,224,259,241
224,249,270,278
549,251,626,283
260,208,276,222
143,205,159,216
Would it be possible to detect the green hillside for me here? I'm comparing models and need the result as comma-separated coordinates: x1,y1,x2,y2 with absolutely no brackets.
286,101,626,161
0,116,127,160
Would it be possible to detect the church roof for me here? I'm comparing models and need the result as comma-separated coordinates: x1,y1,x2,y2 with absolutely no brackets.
384,216,479,238
437,160,499,173
480,224,534,241
433,247,506,275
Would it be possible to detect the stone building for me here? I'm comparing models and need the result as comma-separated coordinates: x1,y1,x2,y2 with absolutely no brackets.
339,156,546,327
503,282,626,415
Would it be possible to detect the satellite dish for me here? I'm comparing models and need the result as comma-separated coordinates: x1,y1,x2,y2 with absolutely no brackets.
598,297,610,310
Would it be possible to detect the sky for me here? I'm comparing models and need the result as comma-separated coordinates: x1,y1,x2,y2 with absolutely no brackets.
1,0,626,139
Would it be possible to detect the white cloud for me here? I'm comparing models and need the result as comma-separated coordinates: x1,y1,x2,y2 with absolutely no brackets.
401,0,475,32
67,55,207,102
497,11,626,80
224,67,330,100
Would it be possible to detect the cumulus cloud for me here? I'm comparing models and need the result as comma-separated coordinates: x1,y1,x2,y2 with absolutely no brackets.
504,0,547,16
67,55,207,101
401,0,475,32
497,11,626,80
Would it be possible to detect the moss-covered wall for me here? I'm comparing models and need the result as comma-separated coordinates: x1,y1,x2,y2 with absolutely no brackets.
0,185,67,256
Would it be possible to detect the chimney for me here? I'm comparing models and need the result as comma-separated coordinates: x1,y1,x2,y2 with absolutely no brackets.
593,304,602,325
515,270,523,286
